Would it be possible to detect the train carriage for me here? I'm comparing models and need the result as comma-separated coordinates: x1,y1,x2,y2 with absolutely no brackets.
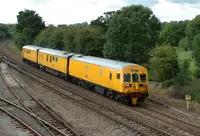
69,55,148,105
37,48,75,76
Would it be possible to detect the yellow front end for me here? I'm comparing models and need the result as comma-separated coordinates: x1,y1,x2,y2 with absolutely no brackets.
122,66,148,105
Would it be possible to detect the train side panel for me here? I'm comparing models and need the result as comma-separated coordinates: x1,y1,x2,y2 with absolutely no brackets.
69,59,122,92
38,52,67,73
22,48,38,63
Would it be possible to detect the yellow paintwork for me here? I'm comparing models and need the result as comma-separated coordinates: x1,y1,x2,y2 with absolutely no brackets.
69,59,122,92
123,66,148,94
38,52,67,73
132,97,138,105
22,48,38,63
69,59,148,94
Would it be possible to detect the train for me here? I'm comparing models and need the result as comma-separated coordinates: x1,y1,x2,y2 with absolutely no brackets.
22,45,149,105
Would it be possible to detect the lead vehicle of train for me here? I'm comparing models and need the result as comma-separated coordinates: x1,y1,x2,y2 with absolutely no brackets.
22,45,149,105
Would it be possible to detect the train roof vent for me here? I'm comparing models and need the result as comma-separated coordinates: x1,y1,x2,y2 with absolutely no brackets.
63,52,68,54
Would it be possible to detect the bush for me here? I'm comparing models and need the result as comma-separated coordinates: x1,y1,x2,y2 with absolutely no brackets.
172,59,191,86
161,79,173,88
184,79,200,102
149,45,179,82
179,37,189,51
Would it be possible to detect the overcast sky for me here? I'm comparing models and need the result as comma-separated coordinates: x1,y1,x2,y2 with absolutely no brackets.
0,0,200,25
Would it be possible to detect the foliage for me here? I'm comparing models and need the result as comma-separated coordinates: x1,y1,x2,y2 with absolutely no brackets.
103,5,161,64
185,15,200,49
34,25,66,50
179,36,189,51
6,24,16,33
0,23,11,39
184,79,200,103
13,9,45,49
149,45,179,82
63,26,106,57
173,59,191,86
159,21,188,46
192,34,200,69
90,11,115,32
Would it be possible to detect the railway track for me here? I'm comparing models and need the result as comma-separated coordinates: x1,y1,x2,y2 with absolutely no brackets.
0,101,41,136
0,58,81,136
135,105,200,135
1,49,173,136
1,41,200,135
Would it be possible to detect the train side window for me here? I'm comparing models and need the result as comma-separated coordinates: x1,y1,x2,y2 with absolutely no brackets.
52,56,54,61
46,55,48,62
56,57,58,62
100,69,103,76
86,65,88,72
110,72,112,80
116,73,120,79
50,56,52,62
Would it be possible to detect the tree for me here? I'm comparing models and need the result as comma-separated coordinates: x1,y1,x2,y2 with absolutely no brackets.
179,36,189,51
149,45,179,82
192,34,200,69
185,15,200,49
34,26,66,50
103,5,161,64
13,9,45,49
63,26,106,57
90,11,115,32
159,21,188,46
0,23,11,39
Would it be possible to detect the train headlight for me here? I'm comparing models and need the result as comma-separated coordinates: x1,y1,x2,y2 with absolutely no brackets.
125,84,132,87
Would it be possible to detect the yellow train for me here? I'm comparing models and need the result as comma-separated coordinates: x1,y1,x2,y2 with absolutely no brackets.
22,45,148,105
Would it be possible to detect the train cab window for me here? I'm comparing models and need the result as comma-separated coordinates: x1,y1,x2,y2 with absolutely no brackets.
116,73,120,79
100,69,103,76
132,74,139,82
140,74,146,82
124,73,130,82
46,55,48,62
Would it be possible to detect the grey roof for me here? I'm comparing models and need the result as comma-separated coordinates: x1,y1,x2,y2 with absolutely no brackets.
39,48,77,58
23,45,43,51
71,55,140,70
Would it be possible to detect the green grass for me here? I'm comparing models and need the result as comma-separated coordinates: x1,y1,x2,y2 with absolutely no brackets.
175,47,197,76
7,42,21,56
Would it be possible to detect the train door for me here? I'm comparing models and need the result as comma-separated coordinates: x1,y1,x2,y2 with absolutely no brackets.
109,72,112,89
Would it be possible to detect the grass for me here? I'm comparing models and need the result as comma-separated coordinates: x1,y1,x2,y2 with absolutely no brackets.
7,41,22,56
175,47,197,76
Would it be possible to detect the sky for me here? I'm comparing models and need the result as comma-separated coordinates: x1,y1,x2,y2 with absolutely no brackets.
0,0,200,25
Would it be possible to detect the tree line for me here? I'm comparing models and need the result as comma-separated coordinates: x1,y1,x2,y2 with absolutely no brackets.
2,5,200,103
